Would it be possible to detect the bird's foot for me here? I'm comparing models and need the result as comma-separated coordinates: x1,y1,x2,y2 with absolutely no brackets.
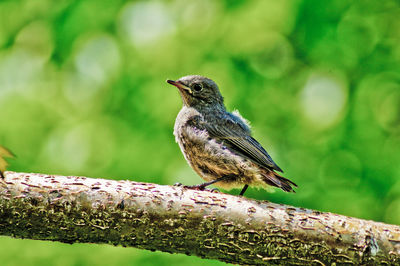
184,184,206,190
184,184,219,193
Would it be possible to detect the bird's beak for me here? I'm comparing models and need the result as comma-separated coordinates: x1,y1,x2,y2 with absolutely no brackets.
167,80,192,94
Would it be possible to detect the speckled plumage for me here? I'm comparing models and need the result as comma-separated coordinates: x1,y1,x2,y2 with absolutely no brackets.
168,75,296,194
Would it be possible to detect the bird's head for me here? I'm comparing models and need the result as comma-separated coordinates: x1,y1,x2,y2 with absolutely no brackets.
167,75,224,110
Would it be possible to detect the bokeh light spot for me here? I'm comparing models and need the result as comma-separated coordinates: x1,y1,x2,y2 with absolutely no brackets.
15,20,53,59
118,1,175,46
337,14,379,59
0,48,46,97
63,34,121,106
42,120,116,174
74,34,121,85
249,33,293,78
300,74,348,129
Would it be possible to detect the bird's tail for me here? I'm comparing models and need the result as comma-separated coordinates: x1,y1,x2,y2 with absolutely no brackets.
261,169,297,193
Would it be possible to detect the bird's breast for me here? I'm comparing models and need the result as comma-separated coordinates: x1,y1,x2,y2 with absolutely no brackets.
174,107,203,140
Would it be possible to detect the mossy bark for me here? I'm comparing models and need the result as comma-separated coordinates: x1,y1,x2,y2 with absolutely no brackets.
0,171,399,265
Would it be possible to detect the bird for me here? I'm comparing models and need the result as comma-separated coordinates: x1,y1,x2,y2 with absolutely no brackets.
167,75,297,196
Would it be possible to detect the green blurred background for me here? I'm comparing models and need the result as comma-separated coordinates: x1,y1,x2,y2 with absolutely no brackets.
1,0,400,265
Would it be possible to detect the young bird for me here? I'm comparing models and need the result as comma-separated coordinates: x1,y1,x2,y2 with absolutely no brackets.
167,75,296,196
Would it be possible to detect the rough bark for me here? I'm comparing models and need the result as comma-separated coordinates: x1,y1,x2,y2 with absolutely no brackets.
0,171,399,265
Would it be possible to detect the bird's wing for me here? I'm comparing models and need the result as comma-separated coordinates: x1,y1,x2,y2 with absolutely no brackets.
204,114,283,172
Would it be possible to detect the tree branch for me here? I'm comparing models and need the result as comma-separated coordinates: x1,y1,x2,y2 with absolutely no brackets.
0,171,399,265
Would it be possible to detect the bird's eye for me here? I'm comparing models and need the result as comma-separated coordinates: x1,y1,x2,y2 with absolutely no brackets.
193,83,203,92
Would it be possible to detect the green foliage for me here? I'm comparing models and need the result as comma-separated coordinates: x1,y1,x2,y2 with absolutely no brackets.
0,0,399,265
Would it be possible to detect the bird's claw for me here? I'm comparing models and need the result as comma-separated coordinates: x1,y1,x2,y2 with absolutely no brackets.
184,185,219,193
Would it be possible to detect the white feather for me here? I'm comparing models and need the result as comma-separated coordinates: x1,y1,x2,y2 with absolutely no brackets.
232,109,251,128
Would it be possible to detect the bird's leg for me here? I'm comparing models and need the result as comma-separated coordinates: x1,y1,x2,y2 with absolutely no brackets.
239,184,249,196
186,175,234,191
